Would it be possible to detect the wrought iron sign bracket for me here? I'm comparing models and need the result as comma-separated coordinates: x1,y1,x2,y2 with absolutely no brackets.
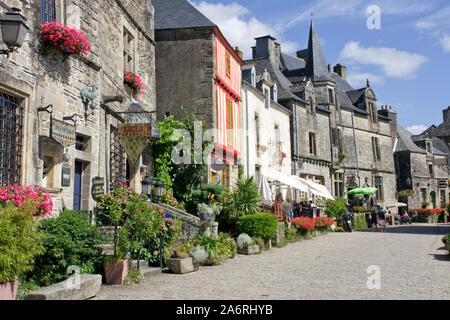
63,113,81,123
37,104,53,115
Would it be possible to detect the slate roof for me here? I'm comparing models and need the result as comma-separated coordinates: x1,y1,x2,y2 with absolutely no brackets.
331,73,354,108
396,126,427,154
432,121,450,138
245,57,305,103
305,21,332,82
152,0,216,30
280,52,306,71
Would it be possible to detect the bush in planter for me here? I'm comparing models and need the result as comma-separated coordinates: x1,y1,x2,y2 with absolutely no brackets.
313,217,334,232
30,210,106,287
40,21,91,57
354,214,368,230
324,198,348,221
0,203,45,298
187,233,236,266
237,213,278,241
291,217,316,236
236,233,253,249
442,235,450,244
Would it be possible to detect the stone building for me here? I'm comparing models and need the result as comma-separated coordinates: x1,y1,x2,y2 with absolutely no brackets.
0,0,156,213
241,65,292,200
245,22,397,208
395,107,450,209
152,0,245,188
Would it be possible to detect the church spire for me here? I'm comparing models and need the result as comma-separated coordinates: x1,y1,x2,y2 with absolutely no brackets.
306,21,332,81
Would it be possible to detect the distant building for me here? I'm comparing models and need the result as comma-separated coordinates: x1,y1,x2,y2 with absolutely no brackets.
245,22,397,207
396,107,450,208
153,0,245,188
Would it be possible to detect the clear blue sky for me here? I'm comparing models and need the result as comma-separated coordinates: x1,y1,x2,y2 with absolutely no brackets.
191,0,450,134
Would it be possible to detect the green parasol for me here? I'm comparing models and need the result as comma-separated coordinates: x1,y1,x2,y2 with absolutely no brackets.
347,187,378,195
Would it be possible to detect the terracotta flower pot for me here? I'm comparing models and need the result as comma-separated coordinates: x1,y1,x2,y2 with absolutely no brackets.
104,259,129,285
0,280,19,300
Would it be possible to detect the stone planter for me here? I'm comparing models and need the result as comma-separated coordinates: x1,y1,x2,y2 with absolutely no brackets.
0,280,19,300
446,242,450,253
104,259,129,285
238,245,260,255
166,257,195,274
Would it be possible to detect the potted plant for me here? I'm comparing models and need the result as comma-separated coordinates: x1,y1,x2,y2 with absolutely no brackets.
197,203,217,221
166,245,195,274
0,203,44,300
104,226,130,285
189,245,209,271
236,233,259,255
442,235,450,253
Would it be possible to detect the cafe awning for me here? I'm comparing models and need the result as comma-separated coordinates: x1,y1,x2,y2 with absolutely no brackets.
262,168,309,193
295,177,335,200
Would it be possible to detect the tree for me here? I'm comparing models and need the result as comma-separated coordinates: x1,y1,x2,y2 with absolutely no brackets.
324,197,348,220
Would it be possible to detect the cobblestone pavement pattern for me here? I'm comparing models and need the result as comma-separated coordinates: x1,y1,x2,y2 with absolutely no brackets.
94,224,450,300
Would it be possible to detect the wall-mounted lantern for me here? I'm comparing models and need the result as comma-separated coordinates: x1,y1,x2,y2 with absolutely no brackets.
0,8,29,58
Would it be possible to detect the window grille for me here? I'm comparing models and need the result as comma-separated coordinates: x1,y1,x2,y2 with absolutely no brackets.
0,92,23,185
41,0,56,24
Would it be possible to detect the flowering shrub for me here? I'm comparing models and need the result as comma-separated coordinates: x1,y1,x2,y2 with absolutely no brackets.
0,185,53,218
40,21,91,56
124,69,146,97
291,217,316,233
313,217,335,231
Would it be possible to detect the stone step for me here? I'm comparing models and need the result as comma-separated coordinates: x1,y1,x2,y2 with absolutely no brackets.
24,274,102,300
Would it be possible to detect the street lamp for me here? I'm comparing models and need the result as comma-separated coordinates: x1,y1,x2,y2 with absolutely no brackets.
154,179,164,203
141,176,153,202
0,8,29,58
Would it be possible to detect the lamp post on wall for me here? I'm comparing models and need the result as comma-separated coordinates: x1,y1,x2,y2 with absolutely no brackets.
0,8,30,58
154,179,164,204
141,176,153,203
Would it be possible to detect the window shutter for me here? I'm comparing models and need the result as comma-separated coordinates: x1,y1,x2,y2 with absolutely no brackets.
226,98,234,147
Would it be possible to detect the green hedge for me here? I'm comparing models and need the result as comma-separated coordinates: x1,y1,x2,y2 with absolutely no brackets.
30,210,106,286
237,214,278,241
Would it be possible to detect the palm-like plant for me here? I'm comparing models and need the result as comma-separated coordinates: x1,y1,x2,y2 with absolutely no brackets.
221,177,262,221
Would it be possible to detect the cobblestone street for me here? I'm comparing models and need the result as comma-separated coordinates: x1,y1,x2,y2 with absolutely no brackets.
94,224,450,300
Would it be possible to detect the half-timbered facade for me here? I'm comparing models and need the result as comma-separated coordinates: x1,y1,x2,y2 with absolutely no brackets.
153,0,245,188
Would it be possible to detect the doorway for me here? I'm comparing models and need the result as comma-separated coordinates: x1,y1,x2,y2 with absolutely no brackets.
73,161,83,211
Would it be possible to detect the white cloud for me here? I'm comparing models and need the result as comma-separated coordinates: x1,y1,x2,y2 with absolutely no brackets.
280,0,438,32
406,125,428,135
347,72,383,88
191,1,298,58
415,20,436,30
440,34,450,53
340,42,428,79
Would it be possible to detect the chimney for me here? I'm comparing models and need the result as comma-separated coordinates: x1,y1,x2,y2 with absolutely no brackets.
235,46,243,59
333,64,347,81
443,106,450,122
378,104,397,144
254,35,277,62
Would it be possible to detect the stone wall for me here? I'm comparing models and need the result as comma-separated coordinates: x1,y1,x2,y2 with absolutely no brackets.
155,28,215,124
0,0,155,213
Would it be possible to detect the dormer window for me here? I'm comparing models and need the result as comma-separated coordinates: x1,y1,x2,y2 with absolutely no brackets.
272,84,278,102
251,68,256,87
426,140,433,154
328,89,334,104
369,102,378,123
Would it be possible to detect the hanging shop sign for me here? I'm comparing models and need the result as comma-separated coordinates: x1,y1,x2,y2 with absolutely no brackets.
91,176,105,201
61,166,71,187
118,123,151,165
52,118,76,148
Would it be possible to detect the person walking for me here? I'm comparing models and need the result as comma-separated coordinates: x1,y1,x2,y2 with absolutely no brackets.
370,208,378,232
378,207,388,232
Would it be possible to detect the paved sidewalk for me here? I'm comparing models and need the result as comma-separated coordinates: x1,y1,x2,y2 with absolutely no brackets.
93,223,450,300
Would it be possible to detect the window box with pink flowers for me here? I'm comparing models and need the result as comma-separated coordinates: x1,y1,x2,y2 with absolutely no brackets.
124,69,146,98
40,21,91,60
